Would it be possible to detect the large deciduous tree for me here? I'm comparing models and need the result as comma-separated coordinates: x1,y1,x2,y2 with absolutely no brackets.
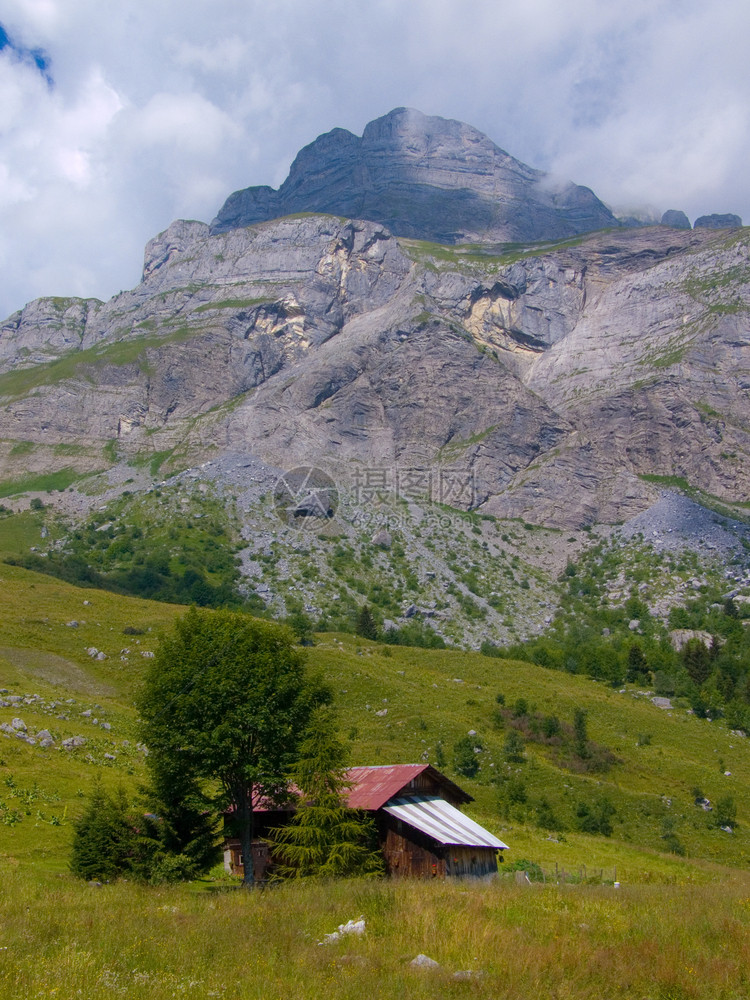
138,607,329,886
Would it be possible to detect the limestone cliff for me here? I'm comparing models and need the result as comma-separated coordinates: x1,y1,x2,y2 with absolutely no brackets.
1,211,749,528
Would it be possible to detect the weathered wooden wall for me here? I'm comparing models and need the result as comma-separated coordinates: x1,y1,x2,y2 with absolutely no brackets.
379,818,498,878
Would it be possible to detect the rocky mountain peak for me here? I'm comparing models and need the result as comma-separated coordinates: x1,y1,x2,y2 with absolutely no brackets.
211,108,618,244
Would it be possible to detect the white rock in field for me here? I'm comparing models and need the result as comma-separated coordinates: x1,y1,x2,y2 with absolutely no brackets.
410,954,440,969
62,735,87,749
319,917,366,945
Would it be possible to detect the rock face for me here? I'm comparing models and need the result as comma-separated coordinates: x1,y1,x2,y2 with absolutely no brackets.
211,108,618,244
661,210,691,229
694,213,742,229
1,213,750,528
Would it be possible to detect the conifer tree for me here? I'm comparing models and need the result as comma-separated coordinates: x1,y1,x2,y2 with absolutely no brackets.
70,781,157,881
573,707,590,759
682,637,712,686
355,603,378,641
270,706,383,879
454,734,482,776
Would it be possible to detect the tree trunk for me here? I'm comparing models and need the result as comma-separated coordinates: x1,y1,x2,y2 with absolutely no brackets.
238,786,255,888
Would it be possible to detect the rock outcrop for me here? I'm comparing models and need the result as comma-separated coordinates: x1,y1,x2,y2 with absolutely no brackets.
661,210,691,229
211,108,618,245
694,213,742,229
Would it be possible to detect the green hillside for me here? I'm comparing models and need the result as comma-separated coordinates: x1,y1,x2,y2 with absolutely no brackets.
1,561,748,884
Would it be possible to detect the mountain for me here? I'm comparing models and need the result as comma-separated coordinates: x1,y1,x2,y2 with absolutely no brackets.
2,213,749,529
211,107,619,244
0,109,749,644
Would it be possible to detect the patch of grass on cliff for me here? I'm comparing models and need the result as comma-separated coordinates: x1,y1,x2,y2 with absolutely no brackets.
0,327,200,400
128,448,175,476
193,296,272,313
8,440,35,457
0,468,84,498
437,424,498,459
399,232,596,270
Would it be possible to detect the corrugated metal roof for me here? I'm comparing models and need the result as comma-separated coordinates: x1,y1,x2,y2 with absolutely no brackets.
383,795,508,850
344,764,431,810
231,765,473,813
344,764,472,810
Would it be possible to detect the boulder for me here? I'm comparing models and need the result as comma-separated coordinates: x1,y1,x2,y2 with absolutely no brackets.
410,954,440,969
669,629,713,652
651,696,672,709
319,917,366,944
62,735,87,749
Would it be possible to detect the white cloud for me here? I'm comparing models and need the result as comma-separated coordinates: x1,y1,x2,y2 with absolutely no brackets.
1,0,750,318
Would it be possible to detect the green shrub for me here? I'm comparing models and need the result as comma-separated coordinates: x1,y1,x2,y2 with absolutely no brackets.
575,796,615,836
503,730,525,763
453,735,481,777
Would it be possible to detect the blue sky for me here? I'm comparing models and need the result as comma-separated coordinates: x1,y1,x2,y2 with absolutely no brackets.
1,0,749,319
0,21,52,83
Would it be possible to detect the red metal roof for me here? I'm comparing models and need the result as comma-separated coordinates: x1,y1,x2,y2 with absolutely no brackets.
228,764,472,813
343,764,472,810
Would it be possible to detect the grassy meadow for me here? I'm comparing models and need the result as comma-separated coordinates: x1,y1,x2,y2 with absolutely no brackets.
0,558,749,995
2,868,750,999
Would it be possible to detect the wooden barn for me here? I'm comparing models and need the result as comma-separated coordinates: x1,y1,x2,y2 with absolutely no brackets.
223,763,508,880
